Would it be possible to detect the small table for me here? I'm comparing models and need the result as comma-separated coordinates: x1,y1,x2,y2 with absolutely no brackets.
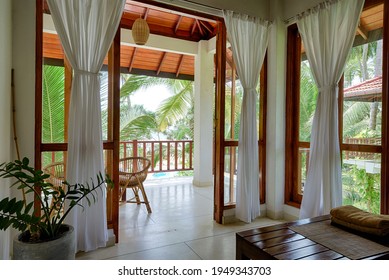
236,215,389,260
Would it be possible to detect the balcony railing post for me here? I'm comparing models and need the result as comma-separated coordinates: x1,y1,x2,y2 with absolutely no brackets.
133,139,138,157
123,142,127,159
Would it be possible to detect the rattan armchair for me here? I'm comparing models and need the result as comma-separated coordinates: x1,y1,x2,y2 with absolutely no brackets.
42,161,66,215
43,161,65,189
119,157,152,213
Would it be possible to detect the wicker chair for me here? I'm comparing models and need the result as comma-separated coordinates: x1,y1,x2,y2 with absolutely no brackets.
42,162,66,214
119,157,152,213
43,162,65,187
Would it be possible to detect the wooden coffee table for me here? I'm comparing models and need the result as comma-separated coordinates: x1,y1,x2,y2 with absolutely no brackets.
236,215,389,260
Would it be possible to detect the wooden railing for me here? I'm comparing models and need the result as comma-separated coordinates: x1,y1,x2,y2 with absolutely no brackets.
298,137,382,193
120,140,193,173
343,137,381,160
299,137,381,162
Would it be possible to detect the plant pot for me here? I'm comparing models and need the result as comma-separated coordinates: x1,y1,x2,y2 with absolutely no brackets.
12,224,76,260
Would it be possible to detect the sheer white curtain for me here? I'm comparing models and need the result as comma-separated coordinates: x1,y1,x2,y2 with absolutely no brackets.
46,0,125,252
298,0,364,219
223,10,270,223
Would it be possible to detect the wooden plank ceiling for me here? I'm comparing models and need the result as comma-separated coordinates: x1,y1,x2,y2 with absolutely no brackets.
43,0,219,80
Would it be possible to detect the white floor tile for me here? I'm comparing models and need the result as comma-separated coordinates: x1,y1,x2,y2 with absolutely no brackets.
76,177,284,260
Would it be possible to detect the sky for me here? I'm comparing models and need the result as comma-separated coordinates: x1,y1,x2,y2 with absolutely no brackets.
131,85,171,111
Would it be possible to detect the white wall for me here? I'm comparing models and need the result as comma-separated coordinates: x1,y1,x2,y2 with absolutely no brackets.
193,40,214,187
282,0,323,22
0,0,13,260
265,0,289,220
1,0,37,259
155,0,270,19
187,0,270,18
12,0,35,162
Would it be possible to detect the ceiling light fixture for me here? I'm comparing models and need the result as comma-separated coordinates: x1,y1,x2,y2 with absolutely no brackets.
132,17,150,45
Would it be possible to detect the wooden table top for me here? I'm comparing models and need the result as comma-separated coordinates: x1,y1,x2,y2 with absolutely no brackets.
236,215,389,260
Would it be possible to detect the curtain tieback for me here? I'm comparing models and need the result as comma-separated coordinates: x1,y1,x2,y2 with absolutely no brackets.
318,84,337,92
243,87,256,92
74,69,100,77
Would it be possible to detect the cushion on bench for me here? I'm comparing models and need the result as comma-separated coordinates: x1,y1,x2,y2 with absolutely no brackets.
330,205,389,237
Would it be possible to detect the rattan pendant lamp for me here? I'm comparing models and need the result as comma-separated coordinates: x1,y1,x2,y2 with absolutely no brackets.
132,16,150,45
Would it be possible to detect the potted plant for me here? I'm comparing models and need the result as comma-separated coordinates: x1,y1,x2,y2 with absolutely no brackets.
0,157,112,259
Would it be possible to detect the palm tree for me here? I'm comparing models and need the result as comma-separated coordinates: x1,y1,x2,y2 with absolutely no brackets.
42,64,65,165
299,60,318,142
119,74,194,140
120,104,157,140
155,80,194,136
343,40,381,138
42,65,65,144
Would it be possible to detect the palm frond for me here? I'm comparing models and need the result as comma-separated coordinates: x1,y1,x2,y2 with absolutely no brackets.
156,81,193,132
42,65,65,144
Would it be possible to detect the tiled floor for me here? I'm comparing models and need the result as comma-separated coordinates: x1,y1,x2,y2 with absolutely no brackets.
76,176,284,260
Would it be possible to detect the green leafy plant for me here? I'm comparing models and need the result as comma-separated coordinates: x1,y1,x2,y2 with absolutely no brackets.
0,157,112,242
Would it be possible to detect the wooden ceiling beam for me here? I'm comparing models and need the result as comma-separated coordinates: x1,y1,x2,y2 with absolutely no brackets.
196,20,205,36
191,19,197,36
199,20,214,34
144,7,150,20
357,25,368,40
129,47,138,72
176,54,184,77
120,18,204,42
226,48,234,69
226,54,234,69
175,16,183,34
157,52,168,75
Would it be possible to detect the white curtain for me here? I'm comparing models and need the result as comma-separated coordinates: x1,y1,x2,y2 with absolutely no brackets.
298,0,364,219
223,10,271,223
46,0,125,252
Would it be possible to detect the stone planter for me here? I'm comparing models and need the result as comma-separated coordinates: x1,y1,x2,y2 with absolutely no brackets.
13,224,76,260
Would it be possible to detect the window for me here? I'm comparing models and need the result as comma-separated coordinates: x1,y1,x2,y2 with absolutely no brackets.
285,1,388,213
223,47,267,206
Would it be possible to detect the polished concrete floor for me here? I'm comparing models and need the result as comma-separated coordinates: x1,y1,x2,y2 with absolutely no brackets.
76,176,284,260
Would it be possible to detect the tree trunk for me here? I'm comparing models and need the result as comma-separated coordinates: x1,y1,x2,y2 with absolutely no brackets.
368,40,383,131
374,40,383,77
362,44,369,81
369,102,378,130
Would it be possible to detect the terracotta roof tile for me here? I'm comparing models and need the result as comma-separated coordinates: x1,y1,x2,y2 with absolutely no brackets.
343,76,382,102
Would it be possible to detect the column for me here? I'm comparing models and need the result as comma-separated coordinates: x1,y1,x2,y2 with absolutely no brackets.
193,40,214,187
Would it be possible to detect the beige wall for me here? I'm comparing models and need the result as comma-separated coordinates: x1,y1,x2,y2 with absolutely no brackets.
12,0,36,162
155,0,270,19
0,0,13,260
0,0,37,259
188,0,270,18
281,0,323,22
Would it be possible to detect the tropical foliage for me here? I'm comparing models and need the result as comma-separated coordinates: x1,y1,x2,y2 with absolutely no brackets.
117,74,194,141
42,65,65,144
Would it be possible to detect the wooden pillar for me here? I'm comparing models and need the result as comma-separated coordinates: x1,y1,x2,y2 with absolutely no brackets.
106,28,121,241
381,0,389,214
63,56,72,166
35,0,43,171
214,21,226,223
